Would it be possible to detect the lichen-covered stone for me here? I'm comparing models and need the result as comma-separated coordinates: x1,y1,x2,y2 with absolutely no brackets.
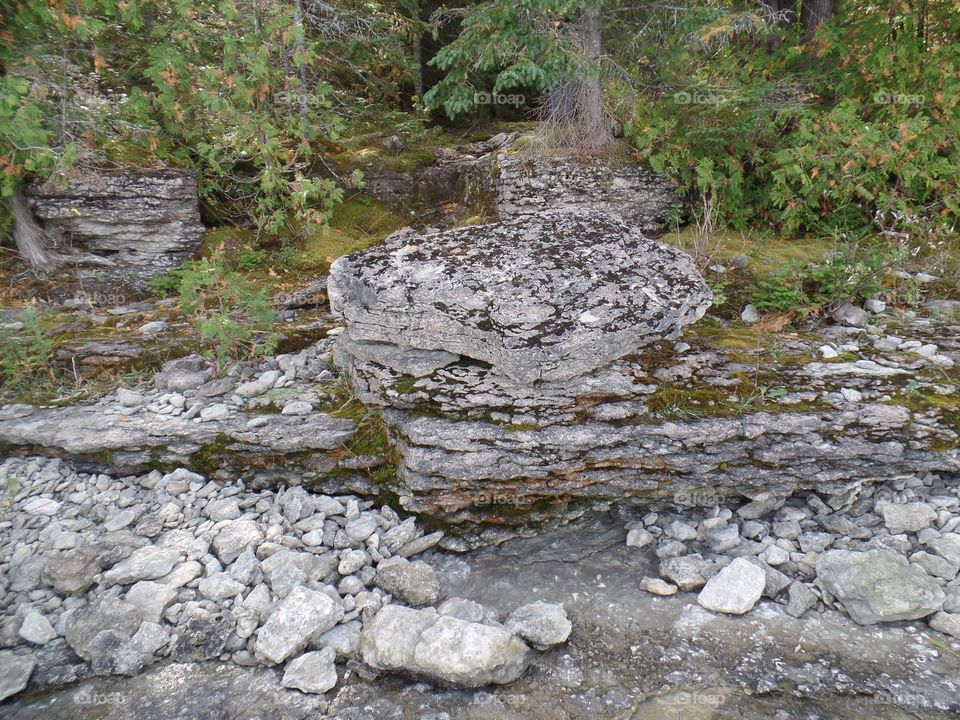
494,154,679,235
329,210,711,385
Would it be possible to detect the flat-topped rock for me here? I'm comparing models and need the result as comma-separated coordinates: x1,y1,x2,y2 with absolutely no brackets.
329,210,711,384
494,154,680,235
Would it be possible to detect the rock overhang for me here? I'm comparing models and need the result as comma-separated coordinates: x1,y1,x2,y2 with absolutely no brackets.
329,210,712,384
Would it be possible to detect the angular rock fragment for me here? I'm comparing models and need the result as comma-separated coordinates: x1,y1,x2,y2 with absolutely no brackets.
359,605,529,687
254,586,344,665
505,602,572,650
816,549,944,625
697,557,766,615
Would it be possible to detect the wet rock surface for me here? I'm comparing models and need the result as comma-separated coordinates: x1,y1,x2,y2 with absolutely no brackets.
0,455,567,709
3,503,960,718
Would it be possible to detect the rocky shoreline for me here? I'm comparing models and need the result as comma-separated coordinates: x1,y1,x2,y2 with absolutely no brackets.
2,463,960,718
0,454,571,706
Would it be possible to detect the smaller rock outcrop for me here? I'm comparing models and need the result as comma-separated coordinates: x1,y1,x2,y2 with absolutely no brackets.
24,169,204,283
494,154,680,236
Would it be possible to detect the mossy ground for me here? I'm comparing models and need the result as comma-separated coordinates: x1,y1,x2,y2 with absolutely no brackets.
294,196,406,272
329,120,537,174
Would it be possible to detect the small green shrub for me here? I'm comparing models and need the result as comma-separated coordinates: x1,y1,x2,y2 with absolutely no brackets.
148,268,187,296
751,275,807,313
172,256,277,364
0,307,53,393
750,239,910,314
235,246,268,271
273,241,297,268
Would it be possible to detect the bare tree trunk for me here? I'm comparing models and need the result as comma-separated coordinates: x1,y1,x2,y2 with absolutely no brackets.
413,33,423,104
12,190,53,268
801,0,834,38
292,0,311,140
538,7,612,154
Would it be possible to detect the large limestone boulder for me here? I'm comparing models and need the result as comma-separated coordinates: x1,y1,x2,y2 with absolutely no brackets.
816,549,944,625
329,210,711,385
359,605,530,687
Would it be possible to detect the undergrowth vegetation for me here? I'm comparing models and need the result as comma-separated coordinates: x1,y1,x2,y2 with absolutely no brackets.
150,255,277,364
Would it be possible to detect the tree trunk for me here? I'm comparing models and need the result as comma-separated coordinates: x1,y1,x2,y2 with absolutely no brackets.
413,33,423,104
801,0,834,38
12,190,54,269
292,0,311,140
579,7,602,61
571,8,610,151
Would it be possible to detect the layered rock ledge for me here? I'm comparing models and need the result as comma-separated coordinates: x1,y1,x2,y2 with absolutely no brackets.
25,169,204,283
329,209,960,540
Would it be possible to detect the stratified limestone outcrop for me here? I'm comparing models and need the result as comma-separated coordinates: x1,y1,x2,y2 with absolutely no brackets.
358,132,679,234
24,170,204,282
492,153,680,236
330,214,960,538
329,210,712,385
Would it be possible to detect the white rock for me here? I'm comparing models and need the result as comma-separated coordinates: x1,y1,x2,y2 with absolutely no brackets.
125,581,178,623
138,321,167,335
281,401,313,416
116,388,144,407
929,611,960,640
213,520,265,564
880,502,937,534
22,498,60,516
840,387,862,403
0,651,36,701
697,557,765,615
626,528,654,549
102,546,181,585
200,403,230,421
18,611,56,645
505,602,571,650
254,586,344,665
281,647,338,694
198,573,246,601
338,550,368,576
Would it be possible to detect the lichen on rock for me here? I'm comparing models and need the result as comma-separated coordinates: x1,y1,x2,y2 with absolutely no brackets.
329,209,712,385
